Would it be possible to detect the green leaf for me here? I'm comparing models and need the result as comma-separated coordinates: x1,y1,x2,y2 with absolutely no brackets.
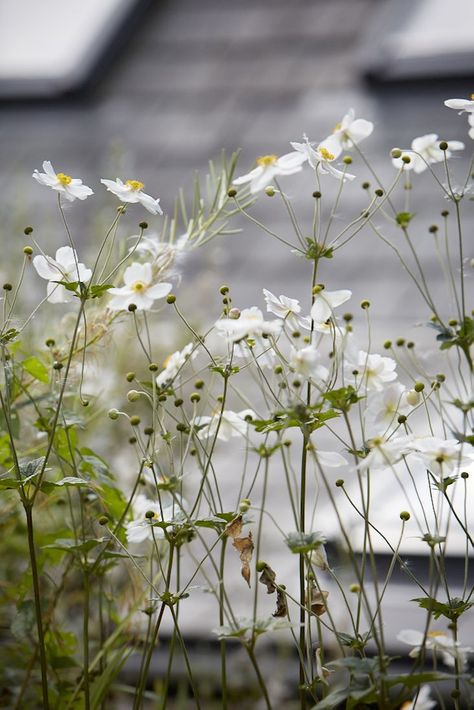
312,687,351,709
285,531,326,554
322,386,361,412
18,457,45,482
412,596,473,621
11,600,36,640
22,356,49,383
42,538,105,554
40,476,91,494
396,211,414,227
89,284,113,299
0,328,19,345
386,671,453,689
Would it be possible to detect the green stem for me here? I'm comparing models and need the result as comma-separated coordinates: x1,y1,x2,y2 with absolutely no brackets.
219,538,228,709
83,571,91,710
245,644,272,710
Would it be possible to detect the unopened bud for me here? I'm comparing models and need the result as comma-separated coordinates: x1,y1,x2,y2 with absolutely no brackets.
406,390,420,406
108,408,119,420
228,307,240,319
391,148,402,159
127,390,141,402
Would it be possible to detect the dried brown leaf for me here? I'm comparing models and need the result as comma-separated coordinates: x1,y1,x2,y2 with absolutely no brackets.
225,514,243,540
233,532,254,587
273,588,288,618
258,564,277,594
306,585,329,616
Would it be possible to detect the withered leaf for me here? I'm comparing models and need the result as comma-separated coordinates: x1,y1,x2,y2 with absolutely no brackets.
232,532,254,587
225,514,243,540
273,588,288,618
258,564,277,594
306,585,329,616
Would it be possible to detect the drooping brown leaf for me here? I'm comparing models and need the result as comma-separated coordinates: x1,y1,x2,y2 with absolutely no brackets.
258,564,277,594
225,514,243,540
306,585,329,616
232,532,254,587
273,587,288,618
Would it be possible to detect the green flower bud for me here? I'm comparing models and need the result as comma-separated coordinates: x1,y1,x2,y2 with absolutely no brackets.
227,188,237,198
128,303,137,312
374,188,384,197
391,148,402,159
139,221,148,230
439,140,448,151
23,246,33,255
126,371,135,382
312,190,322,199
265,186,275,196
130,415,141,426
166,294,176,304
400,511,410,521
108,408,119,420
24,226,34,235
343,155,352,165
414,381,425,393
335,479,344,487
127,390,141,402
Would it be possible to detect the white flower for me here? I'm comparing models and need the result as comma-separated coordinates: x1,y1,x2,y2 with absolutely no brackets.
445,96,474,138
130,231,188,272
156,343,195,387
193,409,255,441
126,494,182,544
315,450,348,468
413,436,473,477
263,289,310,331
310,288,352,325
101,178,163,214
289,345,328,383
398,628,472,670
215,307,282,343
400,685,437,710
290,135,355,181
232,152,306,193
358,434,414,472
346,351,397,391
315,648,332,685
33,246,92,303
325,108,374,155
365,382,412,434
107,262,171,311
392,134,464,173
32,161,93,202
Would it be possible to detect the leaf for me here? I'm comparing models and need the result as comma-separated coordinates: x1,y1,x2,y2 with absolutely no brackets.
273,588,288,618
233,532,254,587
258,564,277,594
40,476,91,494
0,328,19,345
42,538,105,554
285,530,326,555
412,595,473,621
396,211,414,227
225,514,243,539
18,457,45,482
307,584,328,616
22,356,49,383
89,284,113,299
386,671,454,689
11,600,35,640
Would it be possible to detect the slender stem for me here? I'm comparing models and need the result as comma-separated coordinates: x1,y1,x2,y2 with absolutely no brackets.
83,571,91,710
245,644,272,710
219,538,228,709
24,505,50,710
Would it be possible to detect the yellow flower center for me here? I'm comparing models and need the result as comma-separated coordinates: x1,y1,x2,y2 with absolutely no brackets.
126,179,145,191
318,147,335,161
163,354,173,368
470,93,474,100
427,630,447,639
333,122,342,133
56,172,72,185
132,281,146,292
256,154,278,167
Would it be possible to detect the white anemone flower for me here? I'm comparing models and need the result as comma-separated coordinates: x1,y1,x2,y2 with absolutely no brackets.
400,685,437,710
32,161,93,202
156,343,195,387
397,628,473,670
33,246,92,303
346,350,397,391
445,96,474,138
358,434,414,472
126,494,183,544
290,135,355,181
315,450,348,468
263,289,310,331
232,152,306,193
325,108,374,155
289,345,329,383
215,307,282,343
107,262,171,311
413,436,473,477
392,134,464,173
310,288,352,325
101,177,163,214
193,409,255,441
365,382,412,434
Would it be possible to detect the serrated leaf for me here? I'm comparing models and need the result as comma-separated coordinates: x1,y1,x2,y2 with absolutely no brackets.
412,595,473,621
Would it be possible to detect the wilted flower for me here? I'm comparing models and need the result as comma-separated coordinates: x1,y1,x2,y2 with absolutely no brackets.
398,628,472,670
107,262,171,311
101,178,163,214
193,409,255,441
33,246,92,303
392,134,464,173
215,307,281,343
155,343,195,387
232,151,306,193
32,161,93,201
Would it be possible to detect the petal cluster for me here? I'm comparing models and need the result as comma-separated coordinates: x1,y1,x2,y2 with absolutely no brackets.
33,246,92,303
32,161,93,202
101,178,163,214
107,262,171,311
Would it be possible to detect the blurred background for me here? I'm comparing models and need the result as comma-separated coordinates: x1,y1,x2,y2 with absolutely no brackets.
1,0,473,701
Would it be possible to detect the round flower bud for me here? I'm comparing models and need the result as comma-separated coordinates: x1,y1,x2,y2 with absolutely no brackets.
158,394,167,402
448,318,458,327
397,414,407,424
228,307,240,319
220,285,229,295
98,515,109,526
126,371,135,382
312,190,322,199
362,181,370,190
343,155,352,165
428,224,438,233
144,426,154,436
139,221,148,230
265,186,275,196
174,398,184,407
396,338,405,347
23,246,33,255
274,365,283,374
130,415,141,426
3,283,12,291
176,422,187,433
400,511,410,521
461,471,469,479
391,148,402,159
349,583,360,593
24,226,34,235
82,399,89,407
441,209,449,217
108,408,119,420
436,373,445,383
166,294,176,304
402,155,411,164
256,560,267,572
383,340,392,349
227,188,237,198
414,381,425,393
360,300,370,309
292,380,301,388
343,313,353,322
439,140,448,151
406,341,414,349
292,330,301,338
406,390,420,406
190,392,200,403
45,338,55,347
148,363,158,372
194,379,204,389
128,303,137,312
127,390,141,402
53,361,63,371
145,510,155,520
129,436,137,444
239,498,251,512
335,479,344,487
374,188,384,197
